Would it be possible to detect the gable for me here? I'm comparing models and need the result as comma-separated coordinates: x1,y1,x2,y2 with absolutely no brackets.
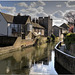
0,12,13,23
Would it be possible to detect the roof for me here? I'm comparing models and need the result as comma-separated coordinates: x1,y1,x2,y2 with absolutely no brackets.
53,25,61,29
13,16,29,24
32,22,44,29
60,23,69,30
0,12,30,24
0,12,14,23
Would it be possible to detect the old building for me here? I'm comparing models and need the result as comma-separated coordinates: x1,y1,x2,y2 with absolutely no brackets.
32,22,44,36
0,12,32,40
38,16,52,36
52,25,62,37
0,12,45,40
60,23,69,31
13,14,32,39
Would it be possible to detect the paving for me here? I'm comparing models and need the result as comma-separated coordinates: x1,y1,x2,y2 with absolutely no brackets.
59,44,65,51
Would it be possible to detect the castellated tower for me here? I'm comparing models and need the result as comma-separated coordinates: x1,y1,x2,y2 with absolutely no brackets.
39,17,44,26
38,16,52,36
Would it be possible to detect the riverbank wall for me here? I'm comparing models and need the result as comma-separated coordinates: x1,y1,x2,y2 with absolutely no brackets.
55,42,75,74
0,36,17,47
0,36,47,55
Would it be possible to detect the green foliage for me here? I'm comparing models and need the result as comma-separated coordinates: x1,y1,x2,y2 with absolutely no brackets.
63,32,68,37
47,36,51,43
64,33,75,50
51,34,56,42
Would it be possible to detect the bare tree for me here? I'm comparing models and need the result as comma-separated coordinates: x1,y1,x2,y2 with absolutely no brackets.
64,11,75,24
64,11,75,32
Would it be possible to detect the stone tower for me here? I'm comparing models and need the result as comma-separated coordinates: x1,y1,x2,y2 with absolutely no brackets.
38,16,52,36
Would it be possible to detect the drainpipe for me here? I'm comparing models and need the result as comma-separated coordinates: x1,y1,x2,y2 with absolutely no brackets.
73,20,75,33
7,24,8,36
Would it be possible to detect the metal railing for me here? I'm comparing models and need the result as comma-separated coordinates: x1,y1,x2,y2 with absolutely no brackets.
55,42,75,58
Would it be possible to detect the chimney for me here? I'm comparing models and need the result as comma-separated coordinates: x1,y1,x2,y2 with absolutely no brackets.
17,13,21,16
32,18,36,23
36,18,39,24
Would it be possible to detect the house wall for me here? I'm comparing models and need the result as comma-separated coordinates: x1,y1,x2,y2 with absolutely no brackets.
0,13,7,36
8,23,12,36
53,27,59,37
25,18,32,40
33,28,44,36
73,26,75,33
9,24,21,37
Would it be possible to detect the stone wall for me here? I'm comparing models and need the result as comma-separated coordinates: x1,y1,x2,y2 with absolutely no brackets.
0,36,17,47
70,44,75,56
55,42,75,74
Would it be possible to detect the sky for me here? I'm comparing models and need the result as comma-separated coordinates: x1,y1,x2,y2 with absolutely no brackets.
0,0,75,26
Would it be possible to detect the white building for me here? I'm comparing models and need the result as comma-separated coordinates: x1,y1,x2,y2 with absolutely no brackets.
0,12,14,36
0,12,31,37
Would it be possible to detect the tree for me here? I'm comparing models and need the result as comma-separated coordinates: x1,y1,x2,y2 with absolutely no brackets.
64,11,75,23
64,11,75,32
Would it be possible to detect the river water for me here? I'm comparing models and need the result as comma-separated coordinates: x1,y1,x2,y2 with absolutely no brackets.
0,42,71,74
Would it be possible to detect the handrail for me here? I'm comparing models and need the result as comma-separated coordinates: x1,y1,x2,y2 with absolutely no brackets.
55,42,75,58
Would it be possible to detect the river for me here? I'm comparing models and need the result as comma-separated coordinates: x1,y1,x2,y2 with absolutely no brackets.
0,42,71,74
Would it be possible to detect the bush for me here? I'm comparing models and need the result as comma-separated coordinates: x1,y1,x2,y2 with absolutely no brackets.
51,34,56,42
63,32,68,37
64,33,75,50
47,36,51,43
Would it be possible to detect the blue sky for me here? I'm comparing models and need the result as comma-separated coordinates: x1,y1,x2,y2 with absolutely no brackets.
0,0,75,26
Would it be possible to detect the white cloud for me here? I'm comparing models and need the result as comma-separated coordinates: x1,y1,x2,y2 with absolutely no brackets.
29,2,37,8
52,10,64,19
0,4,16,14
56,4,61,7
65,1,75,7
20,4,47,18
37,1,46,6
53,19,67,26
17,2,28,7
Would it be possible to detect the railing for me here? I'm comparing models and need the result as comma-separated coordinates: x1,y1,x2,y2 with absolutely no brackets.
55,41,75,58
55,42,75,74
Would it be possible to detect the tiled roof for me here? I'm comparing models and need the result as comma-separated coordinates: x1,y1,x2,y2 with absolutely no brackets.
13,16,29,24
0,12,30,24
60,23,69,30
0,12,14,23
32,22,44,29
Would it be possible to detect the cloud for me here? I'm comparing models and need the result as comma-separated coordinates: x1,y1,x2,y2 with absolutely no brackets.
37,1,46,6
65,1,75,7
17,1,46,8
53,19,67,26
17,2,28,7
56,4,61,7
63,10,75,23
20,3,47,18
29,2,37,8
0,4,16,14
52,10,64,19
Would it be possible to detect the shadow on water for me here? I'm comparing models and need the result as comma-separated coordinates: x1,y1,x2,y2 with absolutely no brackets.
0,42,72,74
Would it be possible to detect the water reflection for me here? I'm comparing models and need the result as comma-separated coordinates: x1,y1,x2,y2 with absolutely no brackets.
0,42,70,74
